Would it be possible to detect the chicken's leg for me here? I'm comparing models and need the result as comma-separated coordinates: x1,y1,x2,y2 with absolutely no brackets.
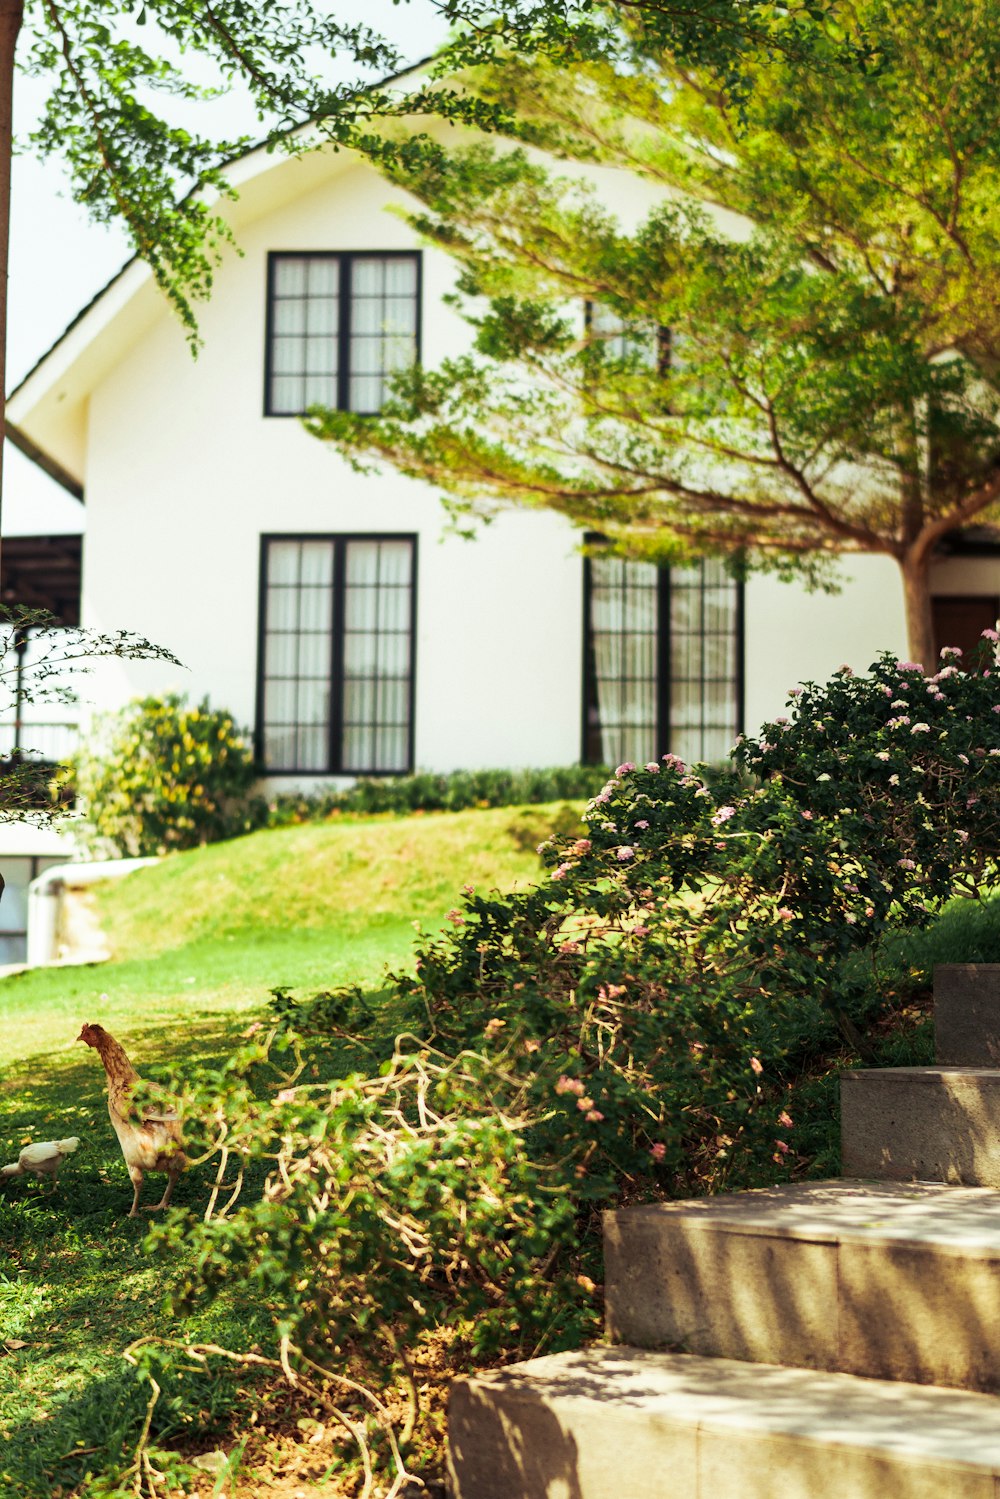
144,1165,182,1213
127,1165,144,1218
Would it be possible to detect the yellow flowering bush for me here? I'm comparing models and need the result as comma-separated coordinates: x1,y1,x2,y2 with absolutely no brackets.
75,694,263,855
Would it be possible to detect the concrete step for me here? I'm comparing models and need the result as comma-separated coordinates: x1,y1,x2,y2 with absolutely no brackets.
841,1066,1000,1186
447,1346,1000,1499
934,963,1000,1065
603,1180,1000,1390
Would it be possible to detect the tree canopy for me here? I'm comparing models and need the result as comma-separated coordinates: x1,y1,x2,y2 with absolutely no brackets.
310,0,1000,664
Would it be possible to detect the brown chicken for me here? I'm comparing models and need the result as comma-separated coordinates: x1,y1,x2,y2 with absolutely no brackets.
78,1022,187,1218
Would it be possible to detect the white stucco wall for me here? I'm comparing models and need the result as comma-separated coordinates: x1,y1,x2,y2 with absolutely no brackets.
743,556,909,736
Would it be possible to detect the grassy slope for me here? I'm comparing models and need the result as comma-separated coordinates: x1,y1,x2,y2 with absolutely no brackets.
2,803,571,1066
0,805,569,1498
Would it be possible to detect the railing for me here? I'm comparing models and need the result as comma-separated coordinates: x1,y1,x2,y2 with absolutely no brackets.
0,721,79,764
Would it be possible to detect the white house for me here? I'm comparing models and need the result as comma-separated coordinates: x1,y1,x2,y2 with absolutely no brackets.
6,133,1000,790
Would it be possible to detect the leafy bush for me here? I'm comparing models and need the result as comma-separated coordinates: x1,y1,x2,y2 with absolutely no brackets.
266,762,608,822
75,694,264,856
129,641,1000,1493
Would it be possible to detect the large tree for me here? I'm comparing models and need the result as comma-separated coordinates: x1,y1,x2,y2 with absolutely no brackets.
0,0,864,521
310,0,1000,665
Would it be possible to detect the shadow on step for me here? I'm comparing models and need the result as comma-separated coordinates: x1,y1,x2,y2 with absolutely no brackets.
605,1181,1000,1392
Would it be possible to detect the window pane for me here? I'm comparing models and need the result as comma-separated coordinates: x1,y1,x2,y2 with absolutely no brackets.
384,259,418,296
267,255,339,415
305,298,338,335
274,300,307,335
348,375,383,412
346,255,419,413
667,559,740,763
351,258,385,296
270,375,304,415
302,374,337,408
268,542,301,585
307,258,339,296
260,536,413,775
274,258,308,296
261,539,336,772
345,587,377,631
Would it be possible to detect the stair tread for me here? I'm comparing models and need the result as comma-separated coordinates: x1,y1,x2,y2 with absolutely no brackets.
608,1178,1000,1251
844,1065,1000,1079
469,1346,1000,1468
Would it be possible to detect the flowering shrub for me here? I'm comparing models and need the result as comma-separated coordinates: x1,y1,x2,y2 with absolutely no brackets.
75,694,264,856
125,641,1000,1493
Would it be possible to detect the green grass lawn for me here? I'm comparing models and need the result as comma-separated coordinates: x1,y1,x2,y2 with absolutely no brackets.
0,804,571,1498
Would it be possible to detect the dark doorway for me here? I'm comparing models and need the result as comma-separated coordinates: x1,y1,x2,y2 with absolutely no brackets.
932,595,1000,664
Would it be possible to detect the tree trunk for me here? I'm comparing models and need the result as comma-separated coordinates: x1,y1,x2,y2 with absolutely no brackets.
0,0,23,551
899,550,936,670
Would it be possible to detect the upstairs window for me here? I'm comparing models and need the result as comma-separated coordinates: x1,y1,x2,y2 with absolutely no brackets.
583,553,742,767
258,535,416,775
585,302,670,374
265,252,421,416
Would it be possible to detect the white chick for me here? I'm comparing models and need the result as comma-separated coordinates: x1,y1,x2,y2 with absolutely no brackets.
1,1137,80,1181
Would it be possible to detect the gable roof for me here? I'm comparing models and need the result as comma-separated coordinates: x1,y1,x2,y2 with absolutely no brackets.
7,57,435,493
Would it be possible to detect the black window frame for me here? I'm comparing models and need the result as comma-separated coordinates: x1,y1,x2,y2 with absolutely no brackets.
583,300,671,378
256,532,419,777
263,250,423,418
581,549,745,766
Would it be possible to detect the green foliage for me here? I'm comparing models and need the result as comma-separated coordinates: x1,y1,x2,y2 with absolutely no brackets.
313,1,1000,659
74,693,263,856
139,643,1000,1490
0,606,180,825
266,762,606,822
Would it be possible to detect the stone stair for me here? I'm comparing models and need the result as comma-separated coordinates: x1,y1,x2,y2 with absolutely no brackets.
447,964,1000,1498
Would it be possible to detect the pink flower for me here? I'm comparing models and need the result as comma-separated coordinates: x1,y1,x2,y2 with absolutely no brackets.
934,693,946,702
774,1139,790,1155
957,830,969,844
447,908,465,925
644,762,660,772
897,661,924,672
711,806,736,825
632,924,650,936
585,1109,604,1123
911,723,931,734
634,819,650,830
559,940,581,954
555,1075,585,1096
750,1056,763,1076
982,628,1000,643
572,838,592,855
800,810,813,820
787,688,802,697
649,1142,667,1163
484,1017,505,1037
276,1088,296,1104
776,907,795,921
845,913,857,924
577,1096,595,1112
551,863,572,881
940,645,963,656
616,846,634,861
615,762,636,777
778,1111,793,1128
